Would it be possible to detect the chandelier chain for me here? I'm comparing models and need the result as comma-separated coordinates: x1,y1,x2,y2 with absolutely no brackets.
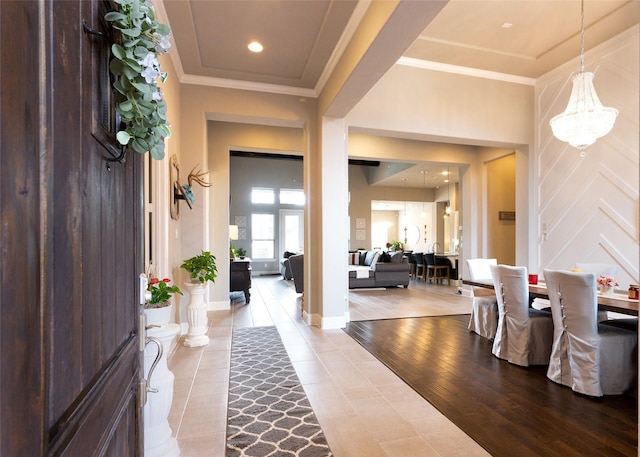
580,0,585,72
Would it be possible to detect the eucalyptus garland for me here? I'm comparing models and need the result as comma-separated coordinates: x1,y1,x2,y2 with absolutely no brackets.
105,0,171,160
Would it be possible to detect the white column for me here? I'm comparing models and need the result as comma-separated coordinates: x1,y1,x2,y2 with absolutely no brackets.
318,117,349,328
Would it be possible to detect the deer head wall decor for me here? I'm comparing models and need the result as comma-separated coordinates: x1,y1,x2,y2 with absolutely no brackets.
170,157,212,218
187,166,211,188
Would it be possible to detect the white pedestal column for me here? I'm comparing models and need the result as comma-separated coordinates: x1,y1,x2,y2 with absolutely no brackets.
144,323,180,457
183,283,209,347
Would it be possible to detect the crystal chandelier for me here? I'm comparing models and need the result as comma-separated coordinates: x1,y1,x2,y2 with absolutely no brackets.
549,0,618,155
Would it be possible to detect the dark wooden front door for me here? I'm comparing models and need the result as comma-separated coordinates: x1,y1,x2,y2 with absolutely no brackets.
1,1,144,455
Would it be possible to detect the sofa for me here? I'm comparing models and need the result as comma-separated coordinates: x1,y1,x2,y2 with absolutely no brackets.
348,250,410,289
286,250,410,290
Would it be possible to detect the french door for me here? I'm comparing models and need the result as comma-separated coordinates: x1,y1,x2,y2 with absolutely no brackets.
279,209,304,253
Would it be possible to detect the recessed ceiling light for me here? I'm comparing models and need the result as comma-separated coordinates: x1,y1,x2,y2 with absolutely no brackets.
248,41,263,53
501,22,513,29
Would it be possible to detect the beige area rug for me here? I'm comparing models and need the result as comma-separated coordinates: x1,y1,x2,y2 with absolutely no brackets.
348,282,472,321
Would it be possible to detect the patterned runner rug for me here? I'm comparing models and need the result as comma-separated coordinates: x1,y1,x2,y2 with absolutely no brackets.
226,326,333,457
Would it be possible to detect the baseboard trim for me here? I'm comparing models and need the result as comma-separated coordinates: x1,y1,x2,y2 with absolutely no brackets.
318,313,348,330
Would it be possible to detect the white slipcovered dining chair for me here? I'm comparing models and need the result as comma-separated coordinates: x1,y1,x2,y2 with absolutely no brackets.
543,269,637,397
466,258,498,340
490,265,554,366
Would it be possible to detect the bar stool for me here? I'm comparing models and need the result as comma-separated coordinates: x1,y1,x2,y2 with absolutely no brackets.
411,253,425,280
424,253,448,283
406,251,417,278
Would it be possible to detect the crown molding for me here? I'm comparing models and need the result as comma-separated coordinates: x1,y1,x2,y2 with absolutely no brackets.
397,57,536,86
179,74,317,97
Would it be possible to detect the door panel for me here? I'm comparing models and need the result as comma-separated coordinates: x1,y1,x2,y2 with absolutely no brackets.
0,1,144,455
0,1,46,455
51,0,143,452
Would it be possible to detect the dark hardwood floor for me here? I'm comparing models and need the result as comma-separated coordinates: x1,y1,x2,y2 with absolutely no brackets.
345,315,638,457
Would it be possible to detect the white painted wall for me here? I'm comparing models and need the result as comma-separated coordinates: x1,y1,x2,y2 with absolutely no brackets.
535,26,639,289
347,64,534,147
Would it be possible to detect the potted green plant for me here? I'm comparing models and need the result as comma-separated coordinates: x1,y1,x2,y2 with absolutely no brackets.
180,251,217,347
236,247,247,259
181,250,218,284
144,277,182,326
386,240,404,251
145,277,183,309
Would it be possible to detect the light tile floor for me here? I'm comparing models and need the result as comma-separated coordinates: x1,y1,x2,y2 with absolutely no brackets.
167,275,490,456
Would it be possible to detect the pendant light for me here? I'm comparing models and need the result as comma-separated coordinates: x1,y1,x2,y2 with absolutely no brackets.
402,178,408,244
444,167,451,218
420,171,428,243
421,171,426,218
549,0,618,155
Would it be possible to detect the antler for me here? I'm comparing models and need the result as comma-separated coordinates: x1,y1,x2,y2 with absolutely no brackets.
187,165,211,188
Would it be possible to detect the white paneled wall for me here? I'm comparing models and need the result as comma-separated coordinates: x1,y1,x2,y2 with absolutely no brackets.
535,26,639,288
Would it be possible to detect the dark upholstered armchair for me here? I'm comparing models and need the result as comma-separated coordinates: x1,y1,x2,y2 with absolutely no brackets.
289,254,304,294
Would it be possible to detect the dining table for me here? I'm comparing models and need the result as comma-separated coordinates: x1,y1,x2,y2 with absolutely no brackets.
462,279,639,317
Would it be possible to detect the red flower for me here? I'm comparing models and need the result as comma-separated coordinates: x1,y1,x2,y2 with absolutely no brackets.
146,276,182,306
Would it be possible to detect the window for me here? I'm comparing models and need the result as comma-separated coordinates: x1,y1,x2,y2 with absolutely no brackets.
252,214,274,259
279,189,304,206
372,221,392,250
251,188,275,204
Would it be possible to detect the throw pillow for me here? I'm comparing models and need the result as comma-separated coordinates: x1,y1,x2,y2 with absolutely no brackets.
369,251,381,268
359,250,368,265
348,252,359,265
389,251,404,263
364,250,377,266
378,252,391,263
283,251,295,258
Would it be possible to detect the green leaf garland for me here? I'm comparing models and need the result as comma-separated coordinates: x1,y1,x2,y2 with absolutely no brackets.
105,0,172,160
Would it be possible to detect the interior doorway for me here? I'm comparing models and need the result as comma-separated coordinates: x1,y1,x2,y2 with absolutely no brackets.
486,154,516,264
228,151,304,274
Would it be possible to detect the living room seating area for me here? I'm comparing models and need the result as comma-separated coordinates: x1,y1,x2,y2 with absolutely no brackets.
283,250,411,291
348,250,410,289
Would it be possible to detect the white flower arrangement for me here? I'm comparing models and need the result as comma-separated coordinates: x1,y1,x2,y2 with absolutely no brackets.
105,0,171,160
